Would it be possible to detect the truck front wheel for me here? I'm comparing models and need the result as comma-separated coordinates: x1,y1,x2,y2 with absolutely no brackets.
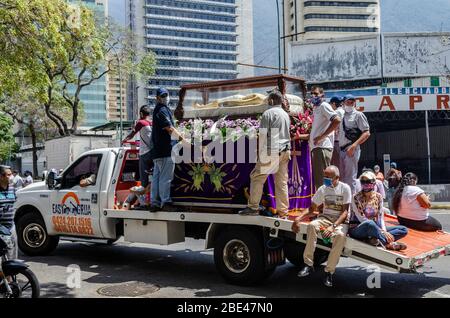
214,226,268,286
17,213,59,256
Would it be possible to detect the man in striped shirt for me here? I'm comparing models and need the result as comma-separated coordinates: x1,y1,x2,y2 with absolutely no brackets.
0,165,18,259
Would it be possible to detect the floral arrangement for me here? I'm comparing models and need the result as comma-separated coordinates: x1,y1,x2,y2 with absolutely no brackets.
290,99,313,139
177,117,260,142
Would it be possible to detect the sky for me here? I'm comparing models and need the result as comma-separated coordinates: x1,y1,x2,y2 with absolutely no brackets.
107,0,450,75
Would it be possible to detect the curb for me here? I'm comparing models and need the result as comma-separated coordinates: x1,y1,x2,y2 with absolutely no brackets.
431,205,450,210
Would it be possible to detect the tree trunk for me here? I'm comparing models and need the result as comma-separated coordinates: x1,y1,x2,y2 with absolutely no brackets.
29,122,38,178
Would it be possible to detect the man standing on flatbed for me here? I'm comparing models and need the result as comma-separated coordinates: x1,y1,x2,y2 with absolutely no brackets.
239,90,291,218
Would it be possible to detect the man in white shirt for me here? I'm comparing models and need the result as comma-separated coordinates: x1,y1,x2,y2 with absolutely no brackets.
338,94,371,194
292,165,351,287
239,90,291,218
309,87,341,192
12,170,23,190
329,96,345,170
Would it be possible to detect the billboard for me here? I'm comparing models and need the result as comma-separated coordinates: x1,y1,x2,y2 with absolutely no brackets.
326,86,450,112
289,33,450,83
288,35,381,83
383,33,450,77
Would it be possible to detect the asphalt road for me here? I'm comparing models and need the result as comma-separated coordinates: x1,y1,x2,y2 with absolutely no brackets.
20,211,450,298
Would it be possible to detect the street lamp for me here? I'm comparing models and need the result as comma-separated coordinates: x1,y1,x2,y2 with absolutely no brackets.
276,0,281,74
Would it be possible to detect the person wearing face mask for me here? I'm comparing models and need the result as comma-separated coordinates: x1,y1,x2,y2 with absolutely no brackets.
338,94,371,194
349,171,408,251
329,96,345,170
309,87,341,192
373,165,384,182
149,88,187,212
292,165,351,287
393,173,442,232
0,165,18,259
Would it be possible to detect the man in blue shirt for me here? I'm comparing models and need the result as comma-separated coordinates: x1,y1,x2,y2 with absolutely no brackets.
0,165,18,259
150,88,187,212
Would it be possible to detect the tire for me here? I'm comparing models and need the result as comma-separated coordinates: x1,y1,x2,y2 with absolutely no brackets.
214,226,267,286
284,240,329,268
10,268,40,298
16,212,59,256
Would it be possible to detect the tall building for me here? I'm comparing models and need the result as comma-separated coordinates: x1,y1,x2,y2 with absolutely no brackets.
126,0,254,116
284,0,380,41
69,0,109,128
106,74,128,122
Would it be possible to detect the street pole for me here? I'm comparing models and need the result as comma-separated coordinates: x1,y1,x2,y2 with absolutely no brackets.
118,60,123,143
425,110,432,184
276,0,281,74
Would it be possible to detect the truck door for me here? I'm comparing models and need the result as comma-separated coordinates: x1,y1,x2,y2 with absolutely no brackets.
50,154,104,238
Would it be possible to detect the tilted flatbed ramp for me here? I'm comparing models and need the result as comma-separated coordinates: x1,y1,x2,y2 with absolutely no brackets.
104,209,450,273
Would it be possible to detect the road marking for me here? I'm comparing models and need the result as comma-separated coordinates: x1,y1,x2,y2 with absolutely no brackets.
430,211,450,215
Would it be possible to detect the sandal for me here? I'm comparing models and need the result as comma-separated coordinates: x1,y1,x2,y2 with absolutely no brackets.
386,241,407,251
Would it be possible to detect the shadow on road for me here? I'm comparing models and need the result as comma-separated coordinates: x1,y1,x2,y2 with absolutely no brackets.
21,241,450,298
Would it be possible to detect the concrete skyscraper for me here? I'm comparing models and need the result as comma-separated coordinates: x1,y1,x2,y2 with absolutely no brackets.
126,0,254,117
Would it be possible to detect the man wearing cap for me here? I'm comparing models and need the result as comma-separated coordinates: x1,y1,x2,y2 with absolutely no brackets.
330,96,345,170
150,88,187,212
239,90,291,218
309,86,341,192
338,94,371,194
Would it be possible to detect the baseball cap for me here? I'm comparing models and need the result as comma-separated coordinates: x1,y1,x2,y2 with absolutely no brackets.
330,95,343,104
344,94,356,101
156,87,169,97
360,171,376,181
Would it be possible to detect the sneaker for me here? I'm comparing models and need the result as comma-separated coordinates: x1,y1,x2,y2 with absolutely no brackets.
238,207,260,216
161,203,178,212
366,237,380,246
323,272,333,287
149,205,161,212
298,265,313,278
130,186,146,194
386,241,407,251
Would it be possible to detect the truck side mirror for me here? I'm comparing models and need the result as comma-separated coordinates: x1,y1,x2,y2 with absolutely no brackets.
47,171,58,190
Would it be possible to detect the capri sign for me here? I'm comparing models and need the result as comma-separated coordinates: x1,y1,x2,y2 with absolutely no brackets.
327,87,450,112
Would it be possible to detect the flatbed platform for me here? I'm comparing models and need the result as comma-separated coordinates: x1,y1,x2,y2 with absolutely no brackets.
104,209,450,273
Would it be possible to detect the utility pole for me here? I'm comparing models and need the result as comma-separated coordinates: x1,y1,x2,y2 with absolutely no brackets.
276,0,281,74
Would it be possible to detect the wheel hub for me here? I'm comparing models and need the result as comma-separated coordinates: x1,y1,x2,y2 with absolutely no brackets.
223,239,251,274
23,223,46,248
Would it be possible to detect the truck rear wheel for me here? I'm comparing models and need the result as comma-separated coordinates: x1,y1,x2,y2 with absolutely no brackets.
284,240,329,268
17,212,59,256
214,226,268,286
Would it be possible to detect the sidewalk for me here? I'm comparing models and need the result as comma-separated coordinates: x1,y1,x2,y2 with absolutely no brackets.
431,202,450,210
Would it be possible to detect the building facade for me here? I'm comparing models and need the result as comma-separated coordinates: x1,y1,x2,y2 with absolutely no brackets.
69,0,109,128
284,0,380,41
106,73,128,122
126,0,254,116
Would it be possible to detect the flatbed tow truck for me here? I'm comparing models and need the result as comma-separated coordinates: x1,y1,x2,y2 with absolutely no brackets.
13,146,450,285
13,75,450,286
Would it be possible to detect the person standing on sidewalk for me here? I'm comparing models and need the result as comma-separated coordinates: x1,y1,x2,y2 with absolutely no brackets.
123,105,153,195
338,94,370,194
309,87,341,191
239,90,291,218
292,165,351,287
150,88,187,212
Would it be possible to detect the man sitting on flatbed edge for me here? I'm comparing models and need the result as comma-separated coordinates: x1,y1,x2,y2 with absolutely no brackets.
292,165,351,288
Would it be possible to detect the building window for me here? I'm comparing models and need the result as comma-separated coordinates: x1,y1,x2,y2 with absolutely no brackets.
404,79,412,87
430,77,440,87
304,1,378,7
304,14,372,20
304,26,378,32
